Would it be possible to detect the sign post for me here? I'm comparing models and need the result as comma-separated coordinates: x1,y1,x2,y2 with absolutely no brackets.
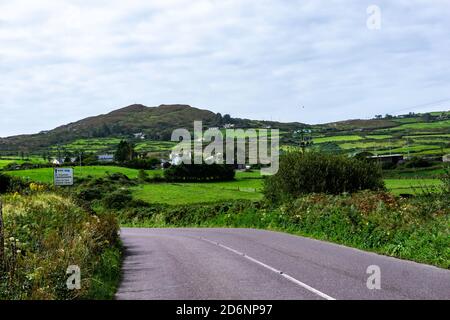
54,168,74,186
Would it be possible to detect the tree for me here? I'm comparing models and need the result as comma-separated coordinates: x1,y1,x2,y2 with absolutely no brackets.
223,114,232,123
115,140,135,162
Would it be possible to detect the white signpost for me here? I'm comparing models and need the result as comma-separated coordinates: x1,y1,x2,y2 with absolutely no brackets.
54,168,74,186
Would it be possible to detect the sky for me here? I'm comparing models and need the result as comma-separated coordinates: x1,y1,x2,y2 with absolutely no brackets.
1,0,450,137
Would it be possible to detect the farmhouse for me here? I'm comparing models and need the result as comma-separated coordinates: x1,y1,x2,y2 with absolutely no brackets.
368,154,404,165
98,154,114,162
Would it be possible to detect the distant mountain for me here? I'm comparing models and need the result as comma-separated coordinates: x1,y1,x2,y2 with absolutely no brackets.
0,104,304,154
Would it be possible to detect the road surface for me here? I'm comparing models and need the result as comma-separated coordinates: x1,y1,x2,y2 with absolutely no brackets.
115,228,450,300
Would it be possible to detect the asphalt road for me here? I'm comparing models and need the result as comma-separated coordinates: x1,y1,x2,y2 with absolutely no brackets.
115,228,450,300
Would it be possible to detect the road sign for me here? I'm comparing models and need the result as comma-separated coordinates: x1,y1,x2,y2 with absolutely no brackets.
54,168,74,186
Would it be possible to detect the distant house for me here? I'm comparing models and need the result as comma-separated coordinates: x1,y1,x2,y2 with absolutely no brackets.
51,158,64,165
98,154,114,162
169,151,192,165
368,154,404,165
223,123,235,129
443,154,450,163
133,132,146,140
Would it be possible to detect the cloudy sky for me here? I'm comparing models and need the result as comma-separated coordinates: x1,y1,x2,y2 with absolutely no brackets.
1,0,450,137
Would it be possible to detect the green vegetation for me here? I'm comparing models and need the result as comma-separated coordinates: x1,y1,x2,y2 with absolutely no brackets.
0,193,120,299
132,182,262,205
164,163,235,182
264,151,384,203
385,179,443,195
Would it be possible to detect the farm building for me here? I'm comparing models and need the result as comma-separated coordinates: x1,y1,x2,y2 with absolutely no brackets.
368,154,404,165
443,154,450,162
98,154,114,162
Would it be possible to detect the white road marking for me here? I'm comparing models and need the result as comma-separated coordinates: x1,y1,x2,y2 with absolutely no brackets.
200,237,336,301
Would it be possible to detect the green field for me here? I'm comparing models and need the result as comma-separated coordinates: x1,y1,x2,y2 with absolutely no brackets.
4,165,445,200
5,166,159,183
47,137,177,155
131,171,263,204
0,157,47,169
385,178,443,194
313,135,363,143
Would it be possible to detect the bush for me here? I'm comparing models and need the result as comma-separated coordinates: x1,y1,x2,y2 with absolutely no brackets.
137,169,149,182
0,173,26,194
440,164,450,195
122,158,160,170
263,151,385,203
103,190,133,210
404,157,433,168
164,163,235,182
0,173,12,193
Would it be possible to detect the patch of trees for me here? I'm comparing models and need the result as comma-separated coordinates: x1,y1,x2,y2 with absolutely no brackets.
114,140,136,162
122,158,160,170
264,151,385,203
164,163,235,182
403,157,433,168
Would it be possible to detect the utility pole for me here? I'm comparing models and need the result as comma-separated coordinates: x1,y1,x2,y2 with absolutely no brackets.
294,129,313,153
79,151,82,174
0,200,4,269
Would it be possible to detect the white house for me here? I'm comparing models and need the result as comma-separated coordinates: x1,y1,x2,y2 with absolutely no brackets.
443,154,450,163
133,132,146,139
98,154,114,162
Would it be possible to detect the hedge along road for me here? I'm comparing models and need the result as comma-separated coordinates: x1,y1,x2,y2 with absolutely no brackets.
115,228,450,300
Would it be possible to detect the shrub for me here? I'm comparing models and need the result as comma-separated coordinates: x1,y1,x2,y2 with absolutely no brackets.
0,173,12,193
164,163,235,182
137,169,149,182
0,173,26,194
76,187,104,201
440,164,450,195
263,151,385,203
404,157,433,168
122,158,160,170
102,190,133,210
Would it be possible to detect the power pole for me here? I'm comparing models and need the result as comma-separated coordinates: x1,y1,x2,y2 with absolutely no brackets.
0,200,4,270
294,129,313,153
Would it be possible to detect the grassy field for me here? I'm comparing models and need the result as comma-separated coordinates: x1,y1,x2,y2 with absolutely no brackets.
132,171,263,204
47,137,178,155
306,114,450,157
4,165,445,200
385,178,443,194
0,157,46,169
5,166,161,183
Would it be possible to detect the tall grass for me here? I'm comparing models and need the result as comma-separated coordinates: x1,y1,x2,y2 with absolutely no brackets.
0,193,120,300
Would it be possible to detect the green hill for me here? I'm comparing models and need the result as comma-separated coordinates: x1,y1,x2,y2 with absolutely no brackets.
0,105,449,158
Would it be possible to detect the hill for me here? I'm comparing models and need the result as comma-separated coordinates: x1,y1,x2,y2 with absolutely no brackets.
0,104,449,158
0,104,304,155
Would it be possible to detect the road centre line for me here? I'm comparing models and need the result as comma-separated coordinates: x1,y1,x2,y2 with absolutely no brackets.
199,237,336,300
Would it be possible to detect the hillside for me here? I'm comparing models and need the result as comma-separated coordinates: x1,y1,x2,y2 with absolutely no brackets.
310,111,450,157
0,104,449,158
